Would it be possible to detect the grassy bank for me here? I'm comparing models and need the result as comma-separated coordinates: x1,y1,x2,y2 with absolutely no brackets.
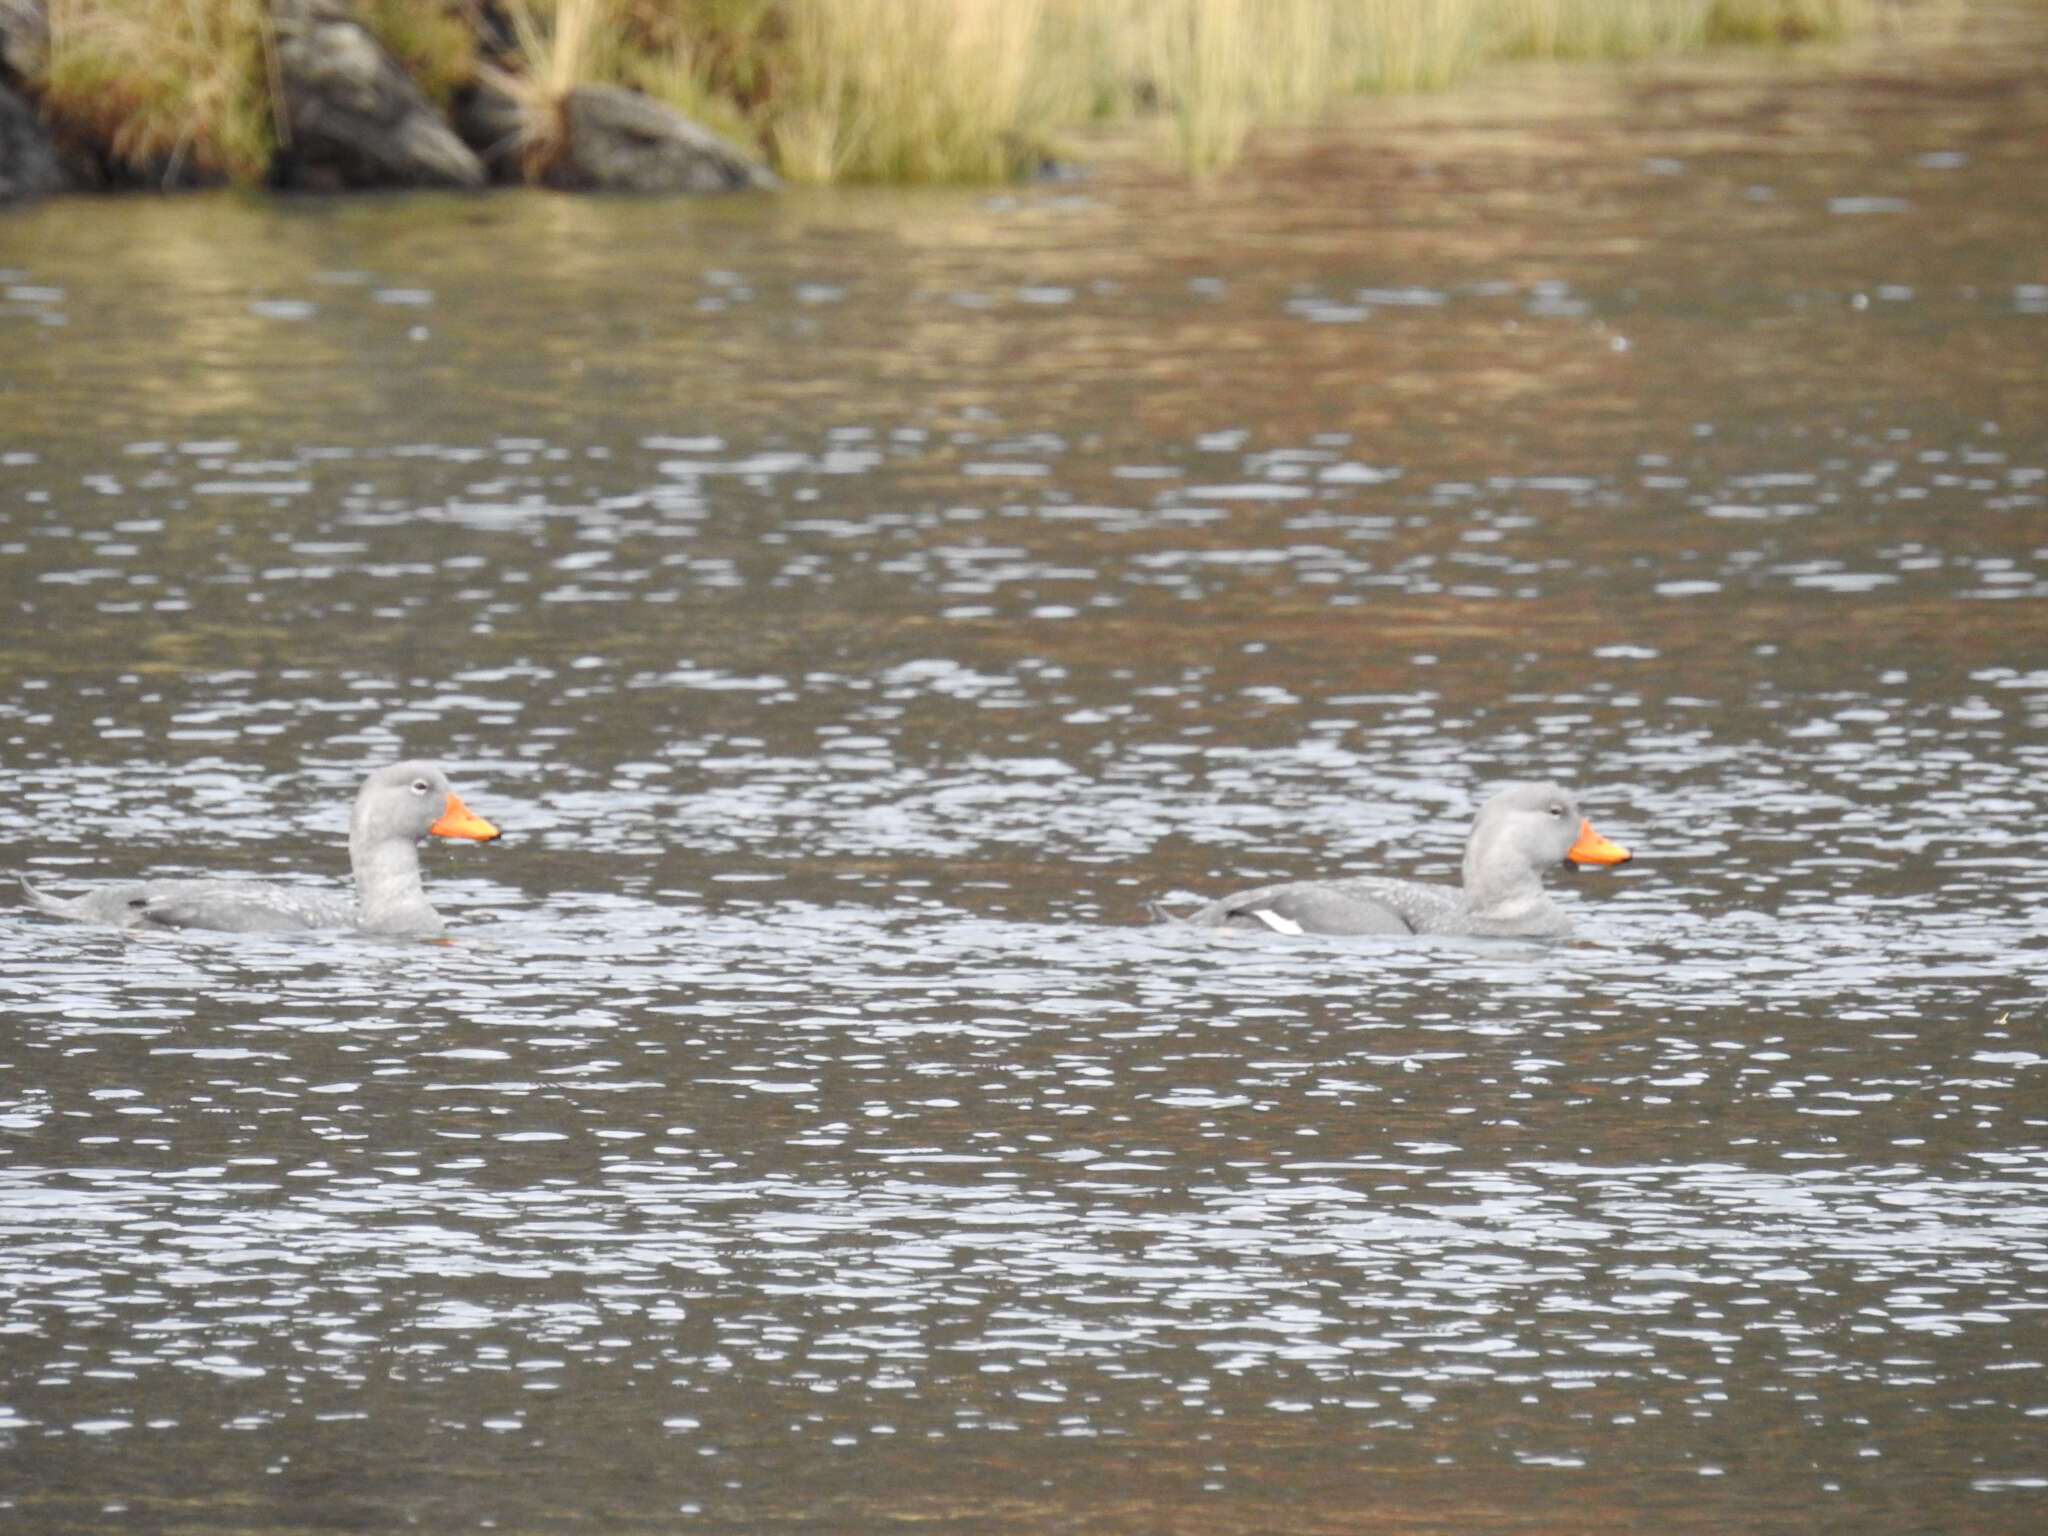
21,0,1900,187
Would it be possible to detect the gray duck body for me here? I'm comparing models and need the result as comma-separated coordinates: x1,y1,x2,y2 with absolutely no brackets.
19,761,500,938
1179,781,1630,940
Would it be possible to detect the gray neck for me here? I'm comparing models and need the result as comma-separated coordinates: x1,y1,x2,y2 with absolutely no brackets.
1462,825,1550,919
348,827,442,935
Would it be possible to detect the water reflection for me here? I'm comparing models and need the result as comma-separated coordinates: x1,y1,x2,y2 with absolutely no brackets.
4,8,2048,1533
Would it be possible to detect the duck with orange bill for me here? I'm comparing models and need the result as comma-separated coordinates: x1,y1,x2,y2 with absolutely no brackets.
19,762,500,938
1172,781,1630,940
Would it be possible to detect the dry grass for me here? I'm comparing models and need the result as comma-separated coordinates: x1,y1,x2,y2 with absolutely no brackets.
471,0,769,176
763,0,1056,184
1499,0,1874,56
592,1,765,151
748,0,1496,181
38,0,276,185
1706,0,1874,43
743,0,1882,181
20,0,1903,189
473,0,610,176
355,0,478,106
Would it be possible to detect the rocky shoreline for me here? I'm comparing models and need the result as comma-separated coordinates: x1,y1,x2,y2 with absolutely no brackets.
0,0,776,203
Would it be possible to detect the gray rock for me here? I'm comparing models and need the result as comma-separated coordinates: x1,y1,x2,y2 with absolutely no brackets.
450,75,527,181
270,0,483,190
549,84,775,194
0,79,62,203
0,0,45,79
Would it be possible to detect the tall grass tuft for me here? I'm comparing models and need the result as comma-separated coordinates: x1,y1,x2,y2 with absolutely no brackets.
1083,0,1267,176
763,0,1057,184
38,0,276,185
477,0,610,177
1497,0,1708,57
1347,0,1493,92
475,0,771,175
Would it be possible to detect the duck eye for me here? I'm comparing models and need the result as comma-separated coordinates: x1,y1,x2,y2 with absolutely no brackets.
411,779,431,795
1548,804,1565,818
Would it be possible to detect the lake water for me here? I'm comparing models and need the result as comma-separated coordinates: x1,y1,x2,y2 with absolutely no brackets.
1,8,2045,1533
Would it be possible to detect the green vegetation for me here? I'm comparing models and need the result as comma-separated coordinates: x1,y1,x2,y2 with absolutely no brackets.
38,0,277,184
23,0,1898,188
1498,0,1877,55
356,0,476,106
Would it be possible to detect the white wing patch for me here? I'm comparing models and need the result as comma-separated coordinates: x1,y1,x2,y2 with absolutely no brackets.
1249,908,1305,935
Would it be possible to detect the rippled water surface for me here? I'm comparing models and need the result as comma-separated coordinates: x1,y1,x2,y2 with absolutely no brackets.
3,11,2046,1534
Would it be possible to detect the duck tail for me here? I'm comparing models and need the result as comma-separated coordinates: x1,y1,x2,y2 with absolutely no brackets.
17,874,83,919
18,873,61,910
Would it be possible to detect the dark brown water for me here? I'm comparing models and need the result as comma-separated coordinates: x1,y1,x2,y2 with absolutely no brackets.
2,8,2046,1533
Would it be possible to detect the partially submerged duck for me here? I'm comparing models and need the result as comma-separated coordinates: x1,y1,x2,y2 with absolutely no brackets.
1174,781,1630,939
19,761,500,938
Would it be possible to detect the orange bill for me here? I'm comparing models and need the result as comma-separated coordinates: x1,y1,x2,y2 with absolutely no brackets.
430,791,501,842
1567,817,1630,866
